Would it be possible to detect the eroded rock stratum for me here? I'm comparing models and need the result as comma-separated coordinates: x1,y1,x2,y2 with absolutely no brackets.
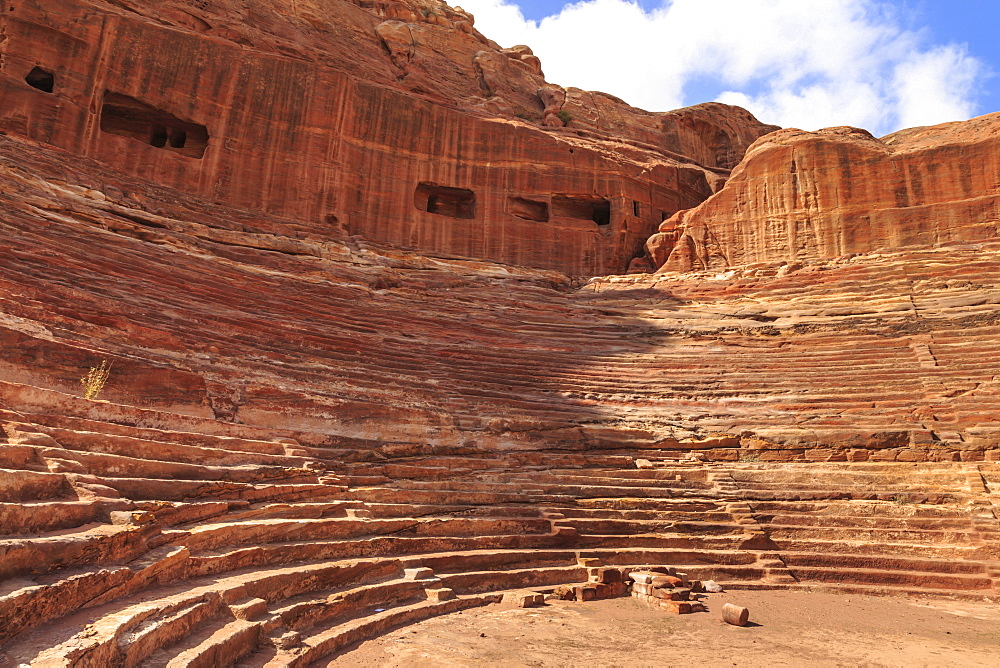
1,0,999,665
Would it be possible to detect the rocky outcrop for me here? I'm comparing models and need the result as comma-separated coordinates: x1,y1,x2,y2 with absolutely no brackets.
1,82,1000,665
2,0,1000,663
0,0,775,276
648,115,1000,272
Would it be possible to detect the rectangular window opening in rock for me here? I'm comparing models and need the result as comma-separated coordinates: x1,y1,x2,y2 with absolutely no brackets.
633,200,641,216
509,196,549,222
552,195,611,226
150,125,168,148
414,182,476,219
25,66,54,93
99,92,209,159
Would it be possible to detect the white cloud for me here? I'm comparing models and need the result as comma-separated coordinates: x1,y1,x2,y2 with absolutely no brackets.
892,44,981,129
458,0,986,135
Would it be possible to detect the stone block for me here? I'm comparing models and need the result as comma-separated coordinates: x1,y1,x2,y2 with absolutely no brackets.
573,585,597,601
722,603,750,626
593,583,613,599
651,586,671,600
629,571,656,585
272,631,301,650
649,575,676,588
109,510,155,525
346,508,373,519
502,590,544,608
670,588,691,601
45,458,87,474
596,567,623,584
425,588,455,602
230,597,268,621
551,585,576,600
577,557,601,567
403,567,435,580
652,587,688,601
666,600,693,614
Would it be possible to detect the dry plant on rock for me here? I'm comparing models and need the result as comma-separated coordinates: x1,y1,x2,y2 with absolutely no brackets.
80,360,112,400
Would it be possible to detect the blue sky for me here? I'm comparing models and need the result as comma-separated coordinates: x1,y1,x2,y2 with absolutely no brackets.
460,0,998,134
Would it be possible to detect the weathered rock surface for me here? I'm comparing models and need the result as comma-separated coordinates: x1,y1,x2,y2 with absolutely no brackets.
1,0,999,664
648,116,1000,271
0,0,775,276
1,121,1000,662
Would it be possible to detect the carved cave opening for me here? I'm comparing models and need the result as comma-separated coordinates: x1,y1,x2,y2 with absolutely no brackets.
25,66,54,93
99,92,209,159
509,196,549,222
552,195,611,226
414,182,476,219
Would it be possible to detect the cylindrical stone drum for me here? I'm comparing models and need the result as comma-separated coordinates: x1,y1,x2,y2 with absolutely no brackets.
722,603,750,626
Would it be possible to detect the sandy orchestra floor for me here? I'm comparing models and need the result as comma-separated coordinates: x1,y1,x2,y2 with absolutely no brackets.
327,590,1000,667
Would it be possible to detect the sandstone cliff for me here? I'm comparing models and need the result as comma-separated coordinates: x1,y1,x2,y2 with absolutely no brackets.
647,115,1000,271
3,2,1000,660
0,0,776,276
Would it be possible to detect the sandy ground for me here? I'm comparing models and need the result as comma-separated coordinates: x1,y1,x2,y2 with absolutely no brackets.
326,590,1000,667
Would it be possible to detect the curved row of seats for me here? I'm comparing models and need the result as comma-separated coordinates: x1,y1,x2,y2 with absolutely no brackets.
2,381,998,664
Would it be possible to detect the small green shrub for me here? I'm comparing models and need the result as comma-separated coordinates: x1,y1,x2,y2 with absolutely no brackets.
556,109,573,125
81,360,112,400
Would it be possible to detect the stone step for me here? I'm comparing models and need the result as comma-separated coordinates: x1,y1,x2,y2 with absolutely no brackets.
755,514,980,530
4,421,313,469
0,522,154,580
145,617,264,667
787,565,995,590
23,592,226,667
0,467,75,502
0,498,131,536
438,565,588,594
269,577,431,634
92,477,340,503
780,551,988,574
766,524,981,544
569,518,747,536
176,517,553,554
264,594,497,667
187,534,565,577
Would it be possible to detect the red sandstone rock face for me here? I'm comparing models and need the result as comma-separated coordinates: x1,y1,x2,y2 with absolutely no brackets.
648,116,1000,272
1,130,999,456
2,90,1000,665
0,0,776,276
4,1,1000,663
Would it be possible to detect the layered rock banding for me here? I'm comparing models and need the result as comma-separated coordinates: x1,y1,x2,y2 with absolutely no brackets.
0,0,774,276
1,0,1000,665
648,119,1000,271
